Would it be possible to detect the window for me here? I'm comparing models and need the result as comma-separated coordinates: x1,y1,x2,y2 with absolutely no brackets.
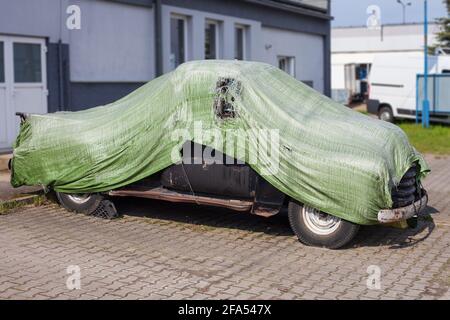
13,43,42,83
170,15,187,69
302,80,314,88
0,42,4,83
205,20,219,60
234,25,246,60
278,56,295,77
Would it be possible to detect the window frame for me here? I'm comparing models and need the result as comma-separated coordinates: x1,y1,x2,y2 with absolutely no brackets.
205,19,220,60
234,25,247,60
277,56,296,77
0,41,4,83
12,42,43,83
170,14,189,69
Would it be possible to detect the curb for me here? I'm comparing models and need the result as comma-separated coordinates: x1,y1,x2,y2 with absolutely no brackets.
0,154,12,171
0,193,46,214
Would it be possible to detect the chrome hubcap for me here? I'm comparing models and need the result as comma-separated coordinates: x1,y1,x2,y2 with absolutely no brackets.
302,206,341,235
67,193,91,204
380,111,391,122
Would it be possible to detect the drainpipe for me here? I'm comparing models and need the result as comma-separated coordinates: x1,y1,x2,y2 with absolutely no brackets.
324,0,331,97
155,0,163,77
58,39,65,111
57,0,65,112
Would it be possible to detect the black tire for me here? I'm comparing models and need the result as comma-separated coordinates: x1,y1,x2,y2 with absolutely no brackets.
378,105,394,123
56,192,103,215
288,201,360,249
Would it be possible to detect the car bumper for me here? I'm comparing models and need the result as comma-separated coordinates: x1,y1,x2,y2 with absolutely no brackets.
377,194,428,223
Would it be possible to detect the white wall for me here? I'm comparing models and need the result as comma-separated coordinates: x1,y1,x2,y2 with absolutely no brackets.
260,26,324,93
69,0,155,82
332,23,440,54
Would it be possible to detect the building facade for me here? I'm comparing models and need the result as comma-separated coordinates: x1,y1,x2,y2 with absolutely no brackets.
0,0,331,151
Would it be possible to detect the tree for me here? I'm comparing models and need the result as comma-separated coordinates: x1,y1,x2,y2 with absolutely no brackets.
430,0,450,54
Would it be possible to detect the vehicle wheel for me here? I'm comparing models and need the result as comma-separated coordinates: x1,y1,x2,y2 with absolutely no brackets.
56,192,103,215
288,202,360,249
378,106,394,123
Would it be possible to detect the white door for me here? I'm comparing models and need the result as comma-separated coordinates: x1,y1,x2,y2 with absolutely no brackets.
0,35,47,150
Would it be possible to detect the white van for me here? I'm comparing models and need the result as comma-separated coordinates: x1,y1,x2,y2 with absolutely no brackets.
367,52,450,123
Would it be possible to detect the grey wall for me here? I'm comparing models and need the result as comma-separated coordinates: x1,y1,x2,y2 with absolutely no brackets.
47,42,71,113
0,0,64,42
260,26,325,93
65,0,155,109
0,0,156,110
69,82,146,110
0,0,155,82
161,4,262,73
69,0,156,82
161,0,330,35
0,0,331,111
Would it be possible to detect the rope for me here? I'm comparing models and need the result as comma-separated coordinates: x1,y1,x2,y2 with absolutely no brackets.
180,160,200,205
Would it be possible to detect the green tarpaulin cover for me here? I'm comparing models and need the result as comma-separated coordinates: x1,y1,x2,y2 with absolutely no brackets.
11,60,429,225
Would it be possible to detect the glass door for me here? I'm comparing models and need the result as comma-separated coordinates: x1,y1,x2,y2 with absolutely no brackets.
0,35,47,150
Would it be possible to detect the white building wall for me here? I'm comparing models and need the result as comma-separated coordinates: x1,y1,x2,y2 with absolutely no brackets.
332,23,440,54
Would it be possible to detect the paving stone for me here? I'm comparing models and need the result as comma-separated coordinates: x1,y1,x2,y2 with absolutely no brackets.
0,155,449,299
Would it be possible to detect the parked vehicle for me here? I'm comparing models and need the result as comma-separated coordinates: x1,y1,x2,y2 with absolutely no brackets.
10,60,429,249
367,52,450,123
50,141,427,249
331,55,371,105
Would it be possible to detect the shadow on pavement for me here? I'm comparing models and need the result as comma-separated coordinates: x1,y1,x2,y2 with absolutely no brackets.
351,219,435,250
114,197,294,237
114,197,437,249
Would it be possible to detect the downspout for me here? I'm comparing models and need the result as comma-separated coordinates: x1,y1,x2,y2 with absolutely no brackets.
58,0,65,111
324,0,332,97
58,39,65,111
155,0,163,76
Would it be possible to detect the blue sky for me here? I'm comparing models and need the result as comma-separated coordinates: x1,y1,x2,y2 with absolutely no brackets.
331,0,448,26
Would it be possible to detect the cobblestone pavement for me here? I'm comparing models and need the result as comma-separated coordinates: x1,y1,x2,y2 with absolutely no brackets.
0,155,449,300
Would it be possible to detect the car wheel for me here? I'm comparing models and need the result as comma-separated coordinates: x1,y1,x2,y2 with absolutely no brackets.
56,192,103,215
378,106,394,123
288,201,360,249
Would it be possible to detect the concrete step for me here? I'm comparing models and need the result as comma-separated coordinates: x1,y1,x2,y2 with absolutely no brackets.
0,154,12,171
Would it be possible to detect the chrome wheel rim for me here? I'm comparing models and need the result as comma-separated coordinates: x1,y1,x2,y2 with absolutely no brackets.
67,193,91,204
380,111,392,122
302,206,341,235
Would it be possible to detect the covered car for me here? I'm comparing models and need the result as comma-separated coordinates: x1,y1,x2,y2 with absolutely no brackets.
10,60,429,248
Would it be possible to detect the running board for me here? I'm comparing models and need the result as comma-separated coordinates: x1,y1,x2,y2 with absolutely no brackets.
108,186,253,212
